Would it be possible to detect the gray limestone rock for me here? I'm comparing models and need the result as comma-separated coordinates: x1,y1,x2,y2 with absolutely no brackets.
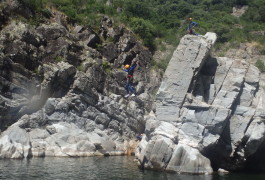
138,135,174,170
36,23,68,40
0,7,161,161
136,32,265,173
155,33,217,122
0,126,31,158
2,4,265,174
166,144,213,174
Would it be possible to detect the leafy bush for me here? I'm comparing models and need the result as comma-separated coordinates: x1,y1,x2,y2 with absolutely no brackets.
130,17,155,49
123,0,152,19
102,61,112,73
19,0,265,52
22,0,45,11
256,59,265,72
55,56,65,62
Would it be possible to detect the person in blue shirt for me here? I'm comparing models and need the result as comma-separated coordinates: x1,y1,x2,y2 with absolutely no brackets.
136,133,143,141
187,17,199,35
123,60,138,98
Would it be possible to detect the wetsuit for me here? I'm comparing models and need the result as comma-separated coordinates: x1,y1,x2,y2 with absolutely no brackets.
187,21,198,35
123,62,137,95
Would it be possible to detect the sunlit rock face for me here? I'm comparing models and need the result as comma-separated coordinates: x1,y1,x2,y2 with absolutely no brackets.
0,1,162,158
136,32,265,174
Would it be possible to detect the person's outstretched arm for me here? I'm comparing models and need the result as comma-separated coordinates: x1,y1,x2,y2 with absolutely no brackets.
191,21,198,27
129,60,138,71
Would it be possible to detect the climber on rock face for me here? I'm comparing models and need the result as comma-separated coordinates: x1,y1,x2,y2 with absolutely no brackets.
187,17,199,35
136,133,143,141
123,59,138,98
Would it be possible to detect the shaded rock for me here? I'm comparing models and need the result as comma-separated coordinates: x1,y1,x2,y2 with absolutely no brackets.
166,144,213,174
98,43,119,63
100,16,123,41
0,21,43,70
85,34,100,48
0,126,31,158
138,135,174,170
232,6,248,17
0,58,40,129
36,23,68,41
2,0,34,19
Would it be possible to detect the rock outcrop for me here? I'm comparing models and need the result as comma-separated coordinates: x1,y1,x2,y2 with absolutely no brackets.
136,33,265,174
1,0,265,174
232,5,248,17
0,0,161,158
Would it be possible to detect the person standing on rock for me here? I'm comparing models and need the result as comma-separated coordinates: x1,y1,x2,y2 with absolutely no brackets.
123,59,138,98
187,17,199,35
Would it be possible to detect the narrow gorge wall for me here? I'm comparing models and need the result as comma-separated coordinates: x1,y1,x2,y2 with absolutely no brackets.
136,33,265,173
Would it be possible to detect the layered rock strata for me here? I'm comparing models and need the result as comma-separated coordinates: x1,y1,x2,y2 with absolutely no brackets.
0,0,161,158
136,33,265,173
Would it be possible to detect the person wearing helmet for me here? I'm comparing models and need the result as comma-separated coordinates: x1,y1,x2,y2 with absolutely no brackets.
187,17,199,35
123,59,138,98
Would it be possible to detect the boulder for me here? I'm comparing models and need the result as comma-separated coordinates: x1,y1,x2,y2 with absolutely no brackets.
0,126,31,158
36,23,68,41
166,144,213,174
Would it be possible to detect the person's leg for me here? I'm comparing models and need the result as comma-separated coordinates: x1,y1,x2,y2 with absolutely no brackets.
124,81,130,97
128,83,136,96
191,29,199,35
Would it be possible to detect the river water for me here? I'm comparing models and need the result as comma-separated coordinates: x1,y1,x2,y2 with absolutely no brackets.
0,156,265,180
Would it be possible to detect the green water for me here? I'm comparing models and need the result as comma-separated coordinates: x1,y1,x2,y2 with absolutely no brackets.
0,156,265,180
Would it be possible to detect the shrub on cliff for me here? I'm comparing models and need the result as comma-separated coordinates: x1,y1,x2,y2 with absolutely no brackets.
130,18,155,50
18,0,265,52
256,59,265,72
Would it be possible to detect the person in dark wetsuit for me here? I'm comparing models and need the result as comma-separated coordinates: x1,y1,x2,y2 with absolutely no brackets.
187,17,199,35
123,60,138,98
136,134,143,141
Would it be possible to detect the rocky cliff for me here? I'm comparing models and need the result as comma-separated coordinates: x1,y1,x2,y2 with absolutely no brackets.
136,32,265,173
1,0,265,175
0,0,161,158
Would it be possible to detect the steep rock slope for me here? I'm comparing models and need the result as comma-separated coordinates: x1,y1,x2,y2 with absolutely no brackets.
136,33,265,173
0,0,161,158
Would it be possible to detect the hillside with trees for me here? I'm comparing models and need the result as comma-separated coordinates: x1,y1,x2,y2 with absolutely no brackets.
18,0,264,49
2,1,265,173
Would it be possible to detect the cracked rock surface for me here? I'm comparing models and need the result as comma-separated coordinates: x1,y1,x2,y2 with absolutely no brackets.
136,32,265,174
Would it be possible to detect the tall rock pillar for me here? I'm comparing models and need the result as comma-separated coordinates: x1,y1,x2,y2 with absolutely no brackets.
156,33,217,121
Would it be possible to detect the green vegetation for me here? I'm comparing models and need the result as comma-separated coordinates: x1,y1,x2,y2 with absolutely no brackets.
76,64,85,72
20,0,265,50
55,56,65,62
19,0,265,71
130,17,156,49
102,61,112,73
255,59,265,72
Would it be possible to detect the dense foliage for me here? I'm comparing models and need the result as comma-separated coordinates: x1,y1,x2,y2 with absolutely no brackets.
21,0,265,52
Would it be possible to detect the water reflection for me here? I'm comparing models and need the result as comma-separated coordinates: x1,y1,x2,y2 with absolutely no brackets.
0,156,264,180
